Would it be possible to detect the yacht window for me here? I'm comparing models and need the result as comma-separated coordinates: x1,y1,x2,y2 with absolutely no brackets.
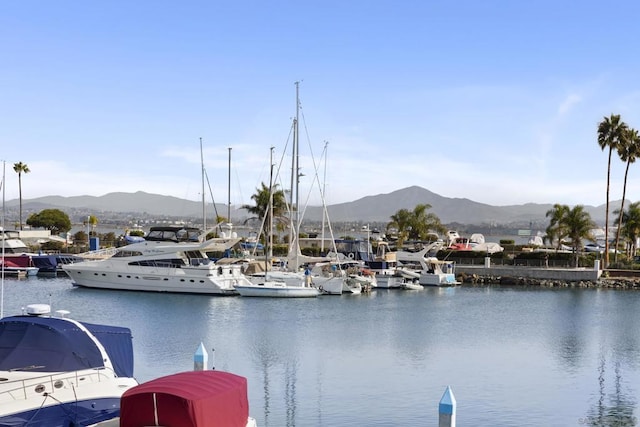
113,250,143,258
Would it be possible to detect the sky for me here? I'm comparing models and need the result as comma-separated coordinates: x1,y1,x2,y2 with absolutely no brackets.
2,1,640,209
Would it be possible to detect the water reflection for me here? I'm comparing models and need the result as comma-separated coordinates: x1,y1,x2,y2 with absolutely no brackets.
584,350,636,426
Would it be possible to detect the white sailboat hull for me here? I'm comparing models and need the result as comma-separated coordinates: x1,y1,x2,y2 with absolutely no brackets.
235,282,320,298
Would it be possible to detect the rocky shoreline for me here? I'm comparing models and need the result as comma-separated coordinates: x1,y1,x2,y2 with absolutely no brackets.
458,273,640,289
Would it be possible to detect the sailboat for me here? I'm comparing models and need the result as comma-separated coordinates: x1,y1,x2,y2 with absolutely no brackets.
234,111,320,298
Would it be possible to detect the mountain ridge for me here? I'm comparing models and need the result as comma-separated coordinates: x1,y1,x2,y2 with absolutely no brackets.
4,186,616,227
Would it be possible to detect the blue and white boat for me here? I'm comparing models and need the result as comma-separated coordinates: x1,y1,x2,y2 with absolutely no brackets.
0,304,138,426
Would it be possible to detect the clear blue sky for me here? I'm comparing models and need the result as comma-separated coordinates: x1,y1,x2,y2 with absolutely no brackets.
2,1,639,208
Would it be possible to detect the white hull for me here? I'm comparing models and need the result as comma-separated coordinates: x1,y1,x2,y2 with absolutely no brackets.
314,275,362,295
235,282,320,298
401,282,424,291
247,270,305,285
373,273,404,288
249,270,364,295
63,262,248,295
0,369,137,420
419,272,459,286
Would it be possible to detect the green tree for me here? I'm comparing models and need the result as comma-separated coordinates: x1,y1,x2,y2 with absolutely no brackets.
387,208,412,249
26,209,72,235
74,230,88,246
12,162,30,230
563,205,596,267
545,203,570,251
613,127,640,261
597,114,629,267
406,204,447,240
620,201,640,257
387,204,445,249
241,182,288,244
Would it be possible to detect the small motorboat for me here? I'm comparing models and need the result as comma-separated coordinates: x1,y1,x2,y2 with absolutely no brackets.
0,304,138,426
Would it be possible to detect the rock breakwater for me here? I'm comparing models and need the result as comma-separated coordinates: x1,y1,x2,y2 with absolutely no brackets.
458,272,640,289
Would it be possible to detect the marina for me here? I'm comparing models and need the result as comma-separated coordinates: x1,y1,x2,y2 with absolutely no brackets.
1,275,639,426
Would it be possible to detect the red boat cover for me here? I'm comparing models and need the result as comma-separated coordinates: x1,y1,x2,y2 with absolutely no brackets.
120,370,249,427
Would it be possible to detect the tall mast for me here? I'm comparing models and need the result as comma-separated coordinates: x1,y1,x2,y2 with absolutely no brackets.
200,138,206,231
293,81,301,270
321,140,328,253
227,147,232,224
268,146,274,261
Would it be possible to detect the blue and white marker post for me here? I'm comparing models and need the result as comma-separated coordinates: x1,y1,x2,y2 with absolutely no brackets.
193,342,208,371
439,386,456,427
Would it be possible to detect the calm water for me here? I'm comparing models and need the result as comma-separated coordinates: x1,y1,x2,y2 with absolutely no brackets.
1,276,639,426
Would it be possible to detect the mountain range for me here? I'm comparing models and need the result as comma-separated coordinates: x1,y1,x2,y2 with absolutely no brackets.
4,186,617,227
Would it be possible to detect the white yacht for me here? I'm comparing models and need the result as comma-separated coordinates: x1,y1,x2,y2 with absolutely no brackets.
62,226,251,295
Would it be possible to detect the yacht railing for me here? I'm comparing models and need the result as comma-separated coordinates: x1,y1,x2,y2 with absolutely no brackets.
77,247,119,260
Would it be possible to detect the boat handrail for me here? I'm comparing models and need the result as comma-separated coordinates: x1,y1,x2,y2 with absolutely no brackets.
0,367,118,402
78,247,119,260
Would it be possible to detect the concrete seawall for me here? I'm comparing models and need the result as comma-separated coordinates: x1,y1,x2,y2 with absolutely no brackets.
456,264,602,282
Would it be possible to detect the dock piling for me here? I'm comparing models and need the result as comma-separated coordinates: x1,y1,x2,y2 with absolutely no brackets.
193,342,208,371
439,385,456,427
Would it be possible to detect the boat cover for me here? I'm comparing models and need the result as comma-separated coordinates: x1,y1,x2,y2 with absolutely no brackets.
0,315,134,377
31,255,57,272
120,370,249,427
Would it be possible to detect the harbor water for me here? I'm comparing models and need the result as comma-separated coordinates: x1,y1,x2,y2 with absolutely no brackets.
2,276,639,426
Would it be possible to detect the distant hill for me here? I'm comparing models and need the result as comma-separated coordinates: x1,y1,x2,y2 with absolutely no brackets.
5,186,617,227
307,186,615,226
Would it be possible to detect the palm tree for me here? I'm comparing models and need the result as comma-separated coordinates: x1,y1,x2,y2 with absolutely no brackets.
613,127,640,261
545,203,570,251
407,204,447,241
563,205,595,267
12,162,30,230
620,201,640,257
597,114,629,268
387,208,412,249
387,204,446,249
241,182,287,244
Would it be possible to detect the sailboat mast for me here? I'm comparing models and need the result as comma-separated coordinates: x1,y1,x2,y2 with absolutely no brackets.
268,146,274,261
293,81,301,270
321,141,328,253
227,147,232,224
200,138,206,232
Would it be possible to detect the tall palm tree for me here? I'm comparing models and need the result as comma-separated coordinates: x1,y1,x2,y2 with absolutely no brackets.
563,205,596,268
597,114,628,268
545,203,570,251
12,162,30,230
387,208,412,249
613,127,640,261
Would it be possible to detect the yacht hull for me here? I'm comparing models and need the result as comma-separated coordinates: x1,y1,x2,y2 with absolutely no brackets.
63,263,247,295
